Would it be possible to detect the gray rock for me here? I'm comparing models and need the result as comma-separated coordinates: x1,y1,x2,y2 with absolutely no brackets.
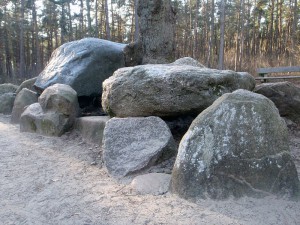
170,57,205,68
131,173,171,195
34,38,126,97
0,93,16,114
171,89,299,200
0,83,18,95
16,77,37,95
103,116,176,178
102,63,255,117
75,116,110,145
255,82,300,123
20,103,70,136
11,88,39,124
38,83,79,119
20,84,79,136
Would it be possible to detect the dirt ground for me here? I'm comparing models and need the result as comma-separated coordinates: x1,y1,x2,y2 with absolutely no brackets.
1,114,300,225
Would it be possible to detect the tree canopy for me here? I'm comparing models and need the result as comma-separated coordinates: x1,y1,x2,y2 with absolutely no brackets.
0,0,299,84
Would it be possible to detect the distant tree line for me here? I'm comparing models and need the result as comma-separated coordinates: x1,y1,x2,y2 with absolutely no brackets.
0,0,299,84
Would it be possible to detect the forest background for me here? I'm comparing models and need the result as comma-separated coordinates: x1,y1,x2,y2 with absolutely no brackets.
0,0,299,84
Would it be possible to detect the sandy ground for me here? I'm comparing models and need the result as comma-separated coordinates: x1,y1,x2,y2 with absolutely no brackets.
1,114,300,225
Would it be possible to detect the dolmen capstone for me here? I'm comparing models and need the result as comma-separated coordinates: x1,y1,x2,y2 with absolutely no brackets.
170,89,299,200
11,88,39,124
0,83,18,114
20,84,79,136
255,82,300,124
103,116,176,178
102,59,256,117
33,38,128,98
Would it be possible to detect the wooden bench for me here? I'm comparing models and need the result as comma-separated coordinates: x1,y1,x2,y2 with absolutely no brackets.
256,66,300,82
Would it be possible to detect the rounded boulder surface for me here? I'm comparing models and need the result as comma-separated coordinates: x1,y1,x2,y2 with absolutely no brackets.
171,89,300,200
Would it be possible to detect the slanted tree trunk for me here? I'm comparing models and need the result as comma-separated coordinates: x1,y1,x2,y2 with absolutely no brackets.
138,0,176,64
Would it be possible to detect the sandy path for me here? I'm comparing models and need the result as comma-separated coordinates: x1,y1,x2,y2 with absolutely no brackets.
1,114,300,225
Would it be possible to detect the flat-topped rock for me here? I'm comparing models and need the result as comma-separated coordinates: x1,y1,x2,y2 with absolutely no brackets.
75,116,110,145
102,62,255,117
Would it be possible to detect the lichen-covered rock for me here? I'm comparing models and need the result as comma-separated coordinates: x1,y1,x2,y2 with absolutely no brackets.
34,38,126,97
255,82,300,123
171,89,299,200
11,88,38,124
38,83,79,118
0,93,16,114
20,103,70,136
103,116,176,178
102,63,255,117
20,84,79,136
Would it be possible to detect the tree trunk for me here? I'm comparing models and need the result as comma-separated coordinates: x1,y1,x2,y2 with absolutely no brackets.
32,0,42,75
138,0,176,64
218,0,225,70
105,0,111,40
134,0,139,41
206,0,214,68
19,0,25,79
86,0,92,36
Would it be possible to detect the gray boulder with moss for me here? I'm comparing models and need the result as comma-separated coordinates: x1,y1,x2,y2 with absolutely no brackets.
102,63,255,117
0,93,16,114
11,88,39,123
103,116,176,178
20,84,79,136
0,83,18,114
170,89,299,200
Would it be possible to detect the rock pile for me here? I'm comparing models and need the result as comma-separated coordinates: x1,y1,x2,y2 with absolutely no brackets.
20,84,79,136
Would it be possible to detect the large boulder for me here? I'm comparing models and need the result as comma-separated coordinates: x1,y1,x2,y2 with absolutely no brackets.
255,82,300,123
20,84,79,136
11,88,39,123
102,63,255,117
103,116,176,178
34,38,127,97
171,89,299,200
